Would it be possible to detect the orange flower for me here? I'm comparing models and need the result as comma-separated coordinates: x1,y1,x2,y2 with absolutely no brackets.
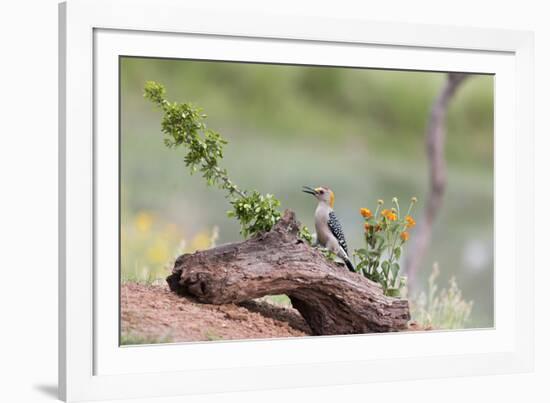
382,209,397,221
400,231,409,241
364,222,371,231
360,208,373,218
405,215,416,228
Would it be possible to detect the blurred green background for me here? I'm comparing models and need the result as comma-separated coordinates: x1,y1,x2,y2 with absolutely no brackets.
120,57,494,328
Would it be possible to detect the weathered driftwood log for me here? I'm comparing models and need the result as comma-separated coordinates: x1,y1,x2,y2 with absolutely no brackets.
167,210,410,335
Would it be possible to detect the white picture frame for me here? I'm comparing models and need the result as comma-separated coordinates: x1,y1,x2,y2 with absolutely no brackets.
59,0,534,401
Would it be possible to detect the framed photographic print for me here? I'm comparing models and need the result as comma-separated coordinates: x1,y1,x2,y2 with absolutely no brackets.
59,0,534,401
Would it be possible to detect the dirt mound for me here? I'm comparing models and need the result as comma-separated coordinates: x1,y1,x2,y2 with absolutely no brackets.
121,283,312,344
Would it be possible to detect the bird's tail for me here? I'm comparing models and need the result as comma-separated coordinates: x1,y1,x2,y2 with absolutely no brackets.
343,256,355,272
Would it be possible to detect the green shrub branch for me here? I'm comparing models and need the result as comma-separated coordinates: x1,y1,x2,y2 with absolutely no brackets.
144,81,281,238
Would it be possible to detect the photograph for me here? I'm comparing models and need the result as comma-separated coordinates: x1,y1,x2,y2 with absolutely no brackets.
119,56,494,345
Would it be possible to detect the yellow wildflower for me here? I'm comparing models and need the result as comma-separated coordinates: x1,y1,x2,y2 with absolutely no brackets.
146,240,169,263
135,211,153,233
190,231,212,252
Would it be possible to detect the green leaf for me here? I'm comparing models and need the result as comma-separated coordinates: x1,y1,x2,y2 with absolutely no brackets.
394,247,401,259
381,260,390,278
391,263,400,283
356,260,368,270
385,288,401,297
355,248,368,257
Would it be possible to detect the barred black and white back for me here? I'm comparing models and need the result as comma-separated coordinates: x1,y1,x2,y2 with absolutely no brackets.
327,211,349,256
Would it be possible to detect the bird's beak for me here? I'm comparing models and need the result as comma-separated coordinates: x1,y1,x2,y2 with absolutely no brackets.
302,185,317,195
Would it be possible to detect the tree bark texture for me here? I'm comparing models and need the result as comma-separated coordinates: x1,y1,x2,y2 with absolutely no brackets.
167,210,410,335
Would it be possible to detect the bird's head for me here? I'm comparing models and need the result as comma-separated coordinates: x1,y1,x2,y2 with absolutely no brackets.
302,185,335,208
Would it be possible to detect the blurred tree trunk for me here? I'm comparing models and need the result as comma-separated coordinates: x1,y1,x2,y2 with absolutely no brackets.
405,73,469,288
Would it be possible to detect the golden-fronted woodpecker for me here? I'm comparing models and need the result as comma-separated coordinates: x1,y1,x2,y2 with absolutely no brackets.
302,185,355,272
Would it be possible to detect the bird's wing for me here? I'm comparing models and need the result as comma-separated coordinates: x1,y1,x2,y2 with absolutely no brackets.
327,211,349,255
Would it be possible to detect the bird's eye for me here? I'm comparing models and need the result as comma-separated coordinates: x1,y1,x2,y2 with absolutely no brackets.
319,190,325,194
